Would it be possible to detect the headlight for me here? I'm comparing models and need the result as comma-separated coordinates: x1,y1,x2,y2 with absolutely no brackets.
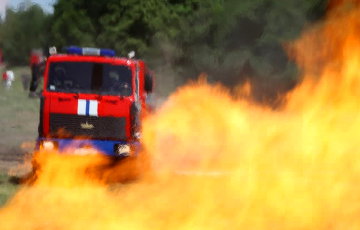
114,144,131,156
40,140,58,151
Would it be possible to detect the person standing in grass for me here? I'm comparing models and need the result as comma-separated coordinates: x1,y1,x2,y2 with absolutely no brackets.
2,69,15,89
2,70,7,87
29,51,40,97
5,70,15,89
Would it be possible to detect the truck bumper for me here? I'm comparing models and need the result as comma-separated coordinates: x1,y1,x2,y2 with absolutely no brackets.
36,137,140,158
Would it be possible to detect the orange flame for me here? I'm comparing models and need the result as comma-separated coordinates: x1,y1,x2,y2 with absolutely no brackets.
2,1,360,229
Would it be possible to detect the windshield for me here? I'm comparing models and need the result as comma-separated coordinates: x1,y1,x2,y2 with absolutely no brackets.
47,61,133,96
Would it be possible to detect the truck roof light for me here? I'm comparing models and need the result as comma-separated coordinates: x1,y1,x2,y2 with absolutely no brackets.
64,46,115,57
82,47,101,56
100,49,116,57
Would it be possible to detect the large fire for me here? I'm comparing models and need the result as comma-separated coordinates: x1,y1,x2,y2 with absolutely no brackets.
2,1,360,229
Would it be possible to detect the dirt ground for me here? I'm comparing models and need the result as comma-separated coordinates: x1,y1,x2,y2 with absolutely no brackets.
0,146,33,175
0,149,24,171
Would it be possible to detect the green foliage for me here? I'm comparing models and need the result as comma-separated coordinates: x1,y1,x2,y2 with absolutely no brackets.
0,0,328,99
51,0,172,56
0,5,51,65
154,0,328,101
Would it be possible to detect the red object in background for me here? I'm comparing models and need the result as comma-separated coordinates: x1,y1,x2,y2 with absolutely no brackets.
37,49,155,156
2,71,7,81
30,53,41,66
40,54,150,141
40,55,147,139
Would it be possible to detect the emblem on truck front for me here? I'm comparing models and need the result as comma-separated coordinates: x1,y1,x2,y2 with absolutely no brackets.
81,122,94,129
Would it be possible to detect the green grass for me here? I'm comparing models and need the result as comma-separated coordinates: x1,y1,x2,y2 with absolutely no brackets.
0,66,39,206
0,66,40,155
0,173,19,206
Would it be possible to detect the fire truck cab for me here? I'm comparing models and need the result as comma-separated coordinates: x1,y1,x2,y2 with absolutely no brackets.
37,46,153,157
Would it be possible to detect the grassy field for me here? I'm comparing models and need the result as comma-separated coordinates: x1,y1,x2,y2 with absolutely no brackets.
0,174,19,206
0,65,40,206
0,66,40,156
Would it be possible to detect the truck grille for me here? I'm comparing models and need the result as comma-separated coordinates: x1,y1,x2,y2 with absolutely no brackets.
49,113,127,140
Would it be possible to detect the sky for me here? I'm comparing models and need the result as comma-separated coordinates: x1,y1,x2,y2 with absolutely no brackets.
0,0,55,18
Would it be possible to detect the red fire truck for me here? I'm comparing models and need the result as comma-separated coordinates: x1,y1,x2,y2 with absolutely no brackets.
37,46,153,157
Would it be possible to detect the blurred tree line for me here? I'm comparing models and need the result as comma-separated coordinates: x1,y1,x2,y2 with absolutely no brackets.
0,0,328,99
0,4,50,65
